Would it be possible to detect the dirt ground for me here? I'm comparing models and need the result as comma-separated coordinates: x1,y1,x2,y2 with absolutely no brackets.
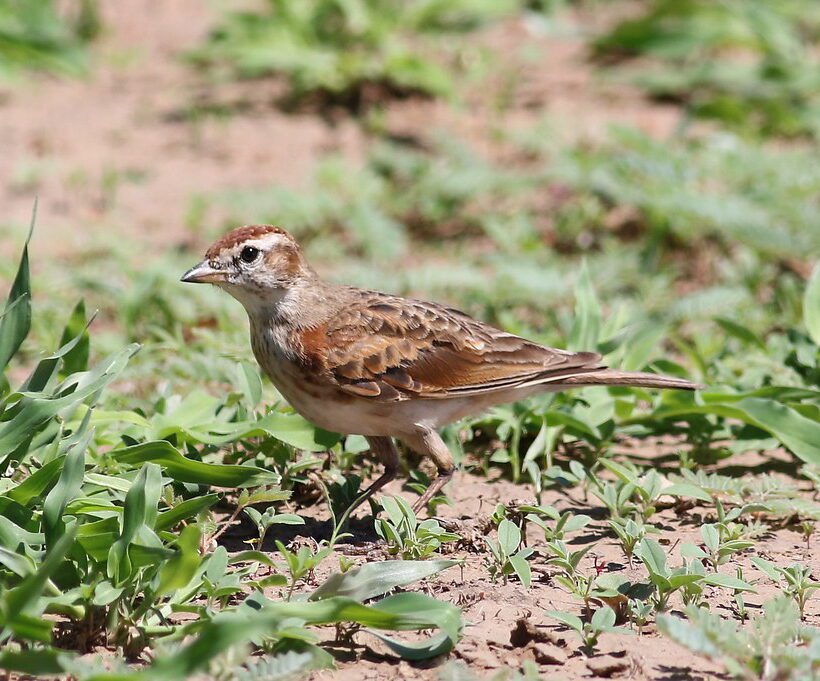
258,447,817,681
2,3,817,680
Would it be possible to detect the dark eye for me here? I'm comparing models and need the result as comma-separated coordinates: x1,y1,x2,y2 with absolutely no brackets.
240,246,260,264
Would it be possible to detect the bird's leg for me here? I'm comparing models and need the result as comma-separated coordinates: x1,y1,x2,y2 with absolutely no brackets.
356,436,400,509
334,436,398,527
402,428,455,515
332,436,399,553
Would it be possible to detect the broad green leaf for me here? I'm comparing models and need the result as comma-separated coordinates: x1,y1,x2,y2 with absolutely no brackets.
702,574,755,592
107,463,163,584
591,605,616,629
508,553,531,588
714,317,766,350
310,559,459,602
662,483,712,502
5,457,66,506
656,612,722,659
0,648,71,675
636,538,668,577
110,441,279,487
544,609,583,633
1,525,76,641
497,519,521,556
155,493,219,531
42,411,91,548
370,630,455,661
156,525,202,596
649,395,820,465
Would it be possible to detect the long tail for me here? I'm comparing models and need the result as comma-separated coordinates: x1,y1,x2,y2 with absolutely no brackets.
555,369,700,391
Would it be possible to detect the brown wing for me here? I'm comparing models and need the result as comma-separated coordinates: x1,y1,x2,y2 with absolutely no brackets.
320,289,602,401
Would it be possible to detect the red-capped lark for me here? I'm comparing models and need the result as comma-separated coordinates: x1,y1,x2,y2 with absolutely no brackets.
183,225,698,514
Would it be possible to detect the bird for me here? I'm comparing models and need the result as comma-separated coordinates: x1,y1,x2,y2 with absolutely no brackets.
182,224,699,515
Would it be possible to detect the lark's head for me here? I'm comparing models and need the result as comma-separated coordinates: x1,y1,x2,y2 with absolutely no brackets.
182,225,314,310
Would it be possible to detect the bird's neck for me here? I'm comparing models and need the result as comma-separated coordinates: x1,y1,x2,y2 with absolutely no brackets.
242,278,334,331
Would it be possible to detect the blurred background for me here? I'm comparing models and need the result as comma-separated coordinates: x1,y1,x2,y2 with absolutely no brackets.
1,0,818,392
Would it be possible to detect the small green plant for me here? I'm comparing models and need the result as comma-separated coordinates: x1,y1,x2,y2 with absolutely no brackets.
189,0,519,107
375,495,460,559
275,540,334,600
244,505,305,550
636,539,754,612
658,597,820,680
608,518,658,567
484,519,535,587
544,606,632,655
593,0,820,138
681,522,755,572
732,567,749,621
752,557,820,620
544,540,595,609
0,0,100,78
628,598,653,635
519,504,591,542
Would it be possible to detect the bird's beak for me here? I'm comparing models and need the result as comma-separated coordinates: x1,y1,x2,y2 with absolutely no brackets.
181,261,226,284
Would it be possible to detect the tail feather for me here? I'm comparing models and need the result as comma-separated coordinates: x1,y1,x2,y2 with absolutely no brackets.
553,369,700,391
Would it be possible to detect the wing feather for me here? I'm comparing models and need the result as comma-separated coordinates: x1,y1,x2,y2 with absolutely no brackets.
320,289,601,402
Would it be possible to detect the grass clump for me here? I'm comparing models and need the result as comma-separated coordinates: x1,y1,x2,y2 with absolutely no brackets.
593,0,820,139
188,0,521,108
0,0,99,78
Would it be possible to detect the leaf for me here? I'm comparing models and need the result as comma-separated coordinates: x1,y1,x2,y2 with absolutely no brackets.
0,344,140,464
237,362,262,407
544,610,583,633
656,612,723,659
714,317,766,351
750,556,782,581
107,463,163,584
0,210,34,371
0,648,71,675
156,525,202,596
804,263,820,345
622,322,667,371
370,630,455,661
497,519,521,556
110,441,280,487
1,526,76,642
5,457,66,506
135,592,462,678
42,411,90,548
650,395,820,465
310,559,459,602
702,574,755,592
58,300,91,376
508,553,531,588
701,525,719,553
155,493,219,531
662,483,712,502
591,605,616,629
635,538,668,577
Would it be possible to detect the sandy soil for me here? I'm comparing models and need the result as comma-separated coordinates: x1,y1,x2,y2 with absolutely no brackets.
244,451,816,681
2,3,816,680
